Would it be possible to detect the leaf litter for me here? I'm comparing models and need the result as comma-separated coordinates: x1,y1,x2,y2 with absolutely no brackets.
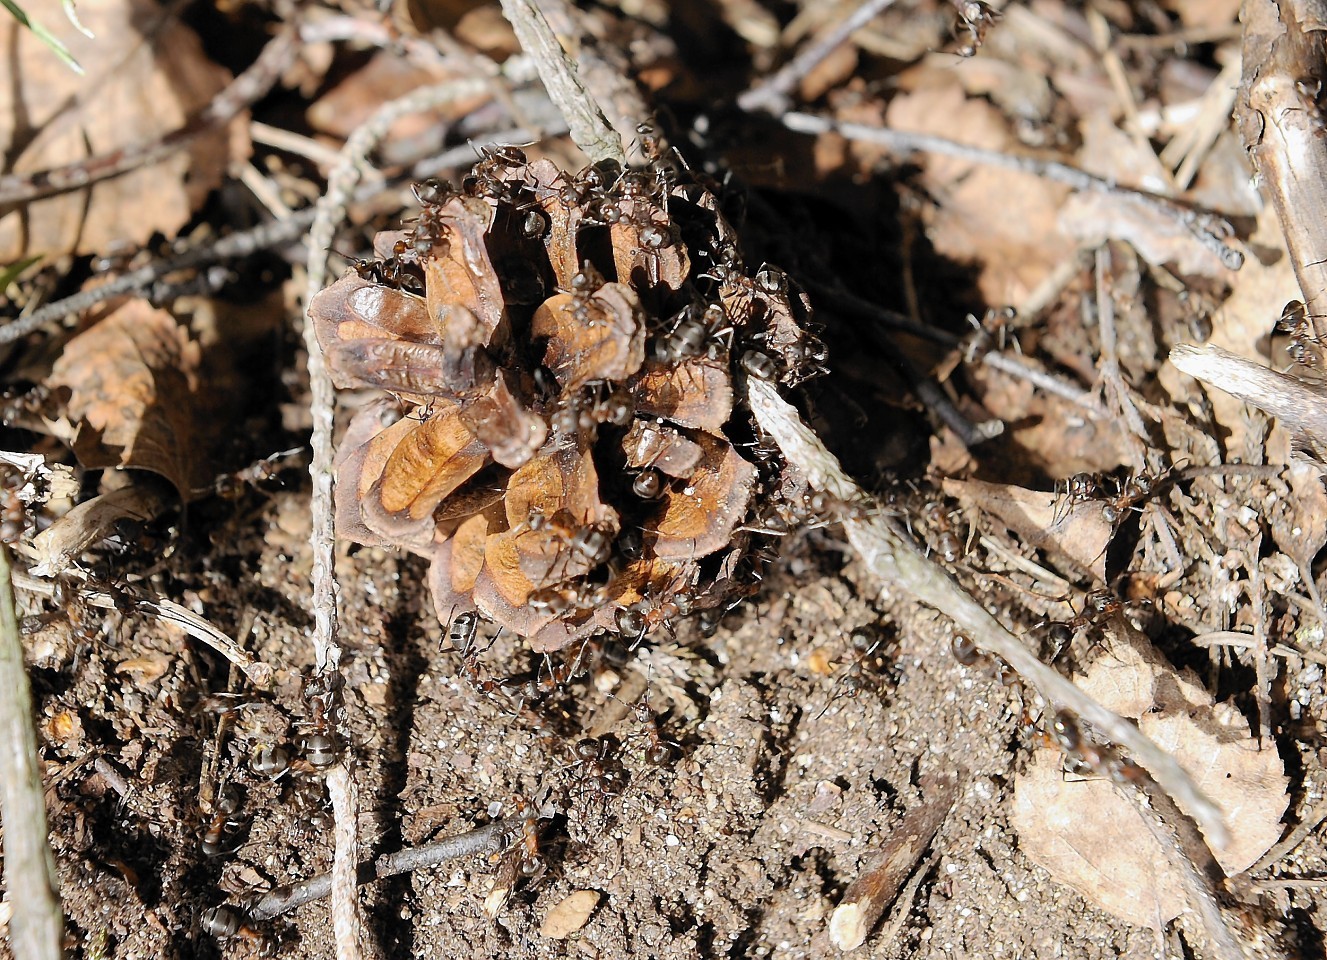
2,1,1327,959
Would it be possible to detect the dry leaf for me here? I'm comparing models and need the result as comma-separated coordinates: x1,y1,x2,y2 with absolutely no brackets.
884,72,1072,304
48,301,205,499
0,0,243,261
650,434,757,560
1011,631,1288,928
540,890,600,939
942,478,1112,582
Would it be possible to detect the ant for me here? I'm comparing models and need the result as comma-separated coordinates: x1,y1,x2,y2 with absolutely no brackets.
949,633,1018,688
200,781,246,857
658,302,732,362
1046,709,1145,785
816,630,891,718
953,0,1000,57
920,499,967,564
446,611,521,711
519,508,616,585
1041,588,1125,656
295,674,341,771
201,905,266,947
568,734,627,799
1276,299,1323,368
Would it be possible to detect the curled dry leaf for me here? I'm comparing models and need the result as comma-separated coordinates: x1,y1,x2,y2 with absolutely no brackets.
312,150,824,646
942,478,1112,582
47,301,206,500
0,0,243,261
1011,631,1288,929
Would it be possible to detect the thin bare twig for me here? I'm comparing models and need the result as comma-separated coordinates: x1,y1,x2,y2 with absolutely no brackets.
497,0,624,165
1170,343,1327,455
737,0,897,115
744,378,1230,848
829,776,955,950
303,76,492,960
776,112,1245,271
245,819,517,921
12,569,276,689
0,544,64,960
0,130,553,343
0,24,298,207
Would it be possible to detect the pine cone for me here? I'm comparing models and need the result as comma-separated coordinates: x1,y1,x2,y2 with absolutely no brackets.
310,149,826,651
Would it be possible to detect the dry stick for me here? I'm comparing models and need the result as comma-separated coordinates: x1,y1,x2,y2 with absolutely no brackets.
736,0,897,115
1169,343,1327,454
0,544,63,960
1237,0,1327,337
1249,540,1273,743
303,77,493,960
11,570,276,689
1094,246,1151,463
245,820,516,922
828,776,956,951
497,0,625,165
744,377,1230,848
777,112,1245,272
0,24,298,207
0,130,552,344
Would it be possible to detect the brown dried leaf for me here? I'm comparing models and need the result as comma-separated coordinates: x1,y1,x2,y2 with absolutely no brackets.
528,158,588,289
610,199,690,292
650,435,756,560
1011,635,1288,928
633,358,733,432
943,478,1111,582
1273,462,1327,567
531,284,646,389
0,0,242,261
312,274,439,347
48,301,204,499
883,73,1071,304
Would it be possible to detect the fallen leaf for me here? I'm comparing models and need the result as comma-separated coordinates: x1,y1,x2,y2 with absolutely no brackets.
47,301,205,499
0,0,243,260
650,434,756,561
540,890,600,939
1011,630,1288,928
942,478,1111,581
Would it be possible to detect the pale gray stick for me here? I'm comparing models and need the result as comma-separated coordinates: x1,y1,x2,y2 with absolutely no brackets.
1170,343,1327,452
0,544,63,960
497,0,625,165
302,77,490,960
777,112,1244,271
737,0,897,114
745,378,1229,848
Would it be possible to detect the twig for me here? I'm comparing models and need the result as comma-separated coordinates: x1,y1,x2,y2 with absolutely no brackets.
245,820,517,921
1250,543,1273,743
828,776,955,950
303,76,491,960
776,112,1245,271
737,0,897,115
1128,772,1252,960
0,130,550,343
980,351,1104,414
1246,798,1327,876
744,377,1230,848
1094,245,1151,461
0,23,298,206
497,0,624,165
1170,343,1327,455
12,569,276,688
0,544,64,960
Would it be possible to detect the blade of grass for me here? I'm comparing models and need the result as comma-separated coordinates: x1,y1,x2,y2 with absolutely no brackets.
1,0,83,74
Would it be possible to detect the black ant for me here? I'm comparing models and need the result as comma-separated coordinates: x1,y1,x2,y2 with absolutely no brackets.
816,630,891,718
200,781,246,857
1046,709,1145,785
920,499,967,564
1277,299,1323,368
953,0,1000,56
568,734,627,800
1041,588,1125,657
296,674,341,770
